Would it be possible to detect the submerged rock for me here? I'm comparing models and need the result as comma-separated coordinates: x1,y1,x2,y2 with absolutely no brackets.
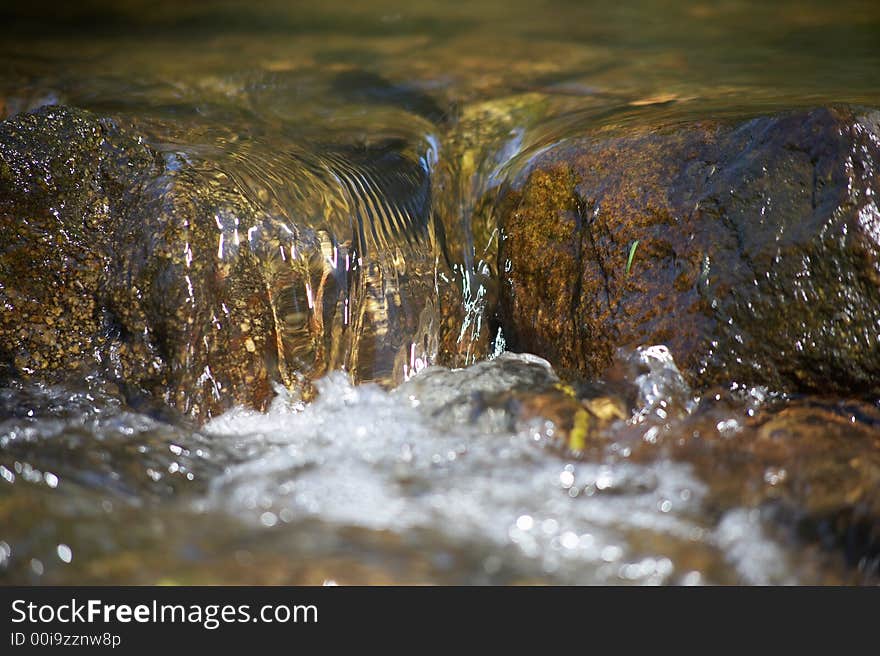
649,397,880,578
0,105,472,420
473,346,880,580
497,106,880,397
399,352,627,447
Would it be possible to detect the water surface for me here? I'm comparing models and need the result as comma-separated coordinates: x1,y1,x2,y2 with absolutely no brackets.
2,0,880,584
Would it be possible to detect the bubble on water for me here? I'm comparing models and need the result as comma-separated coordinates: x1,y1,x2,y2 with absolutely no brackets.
560,531,579,550
56,544,73,563
595,468,614,491
763,467,787,486
716,419,742,436
516,515,534,531
0,465,14,484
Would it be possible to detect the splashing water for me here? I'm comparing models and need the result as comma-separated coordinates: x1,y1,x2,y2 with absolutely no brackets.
3,0,880,585
0,348,867,584
193,353,799,585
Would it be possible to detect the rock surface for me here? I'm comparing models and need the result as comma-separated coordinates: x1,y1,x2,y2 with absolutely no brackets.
0,106,465,420
0,106,159,391
648,396,880,578
497,106,880,397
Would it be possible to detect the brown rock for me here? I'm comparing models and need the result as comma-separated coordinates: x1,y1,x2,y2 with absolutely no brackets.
497,106,880,397
1,105,465,420
656,397,880,576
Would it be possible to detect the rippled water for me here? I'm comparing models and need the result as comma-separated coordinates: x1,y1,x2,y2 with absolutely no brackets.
2,0,880,584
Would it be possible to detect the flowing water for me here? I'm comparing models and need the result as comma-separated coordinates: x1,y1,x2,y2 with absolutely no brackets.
2,0,880,584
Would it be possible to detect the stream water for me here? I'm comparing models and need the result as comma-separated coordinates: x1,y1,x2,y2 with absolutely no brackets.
2,0,880,584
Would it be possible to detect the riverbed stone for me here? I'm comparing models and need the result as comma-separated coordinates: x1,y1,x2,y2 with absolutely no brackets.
497,106,880,398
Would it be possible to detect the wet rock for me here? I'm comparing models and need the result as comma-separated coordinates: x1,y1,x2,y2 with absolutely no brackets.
651,398,880,578
0,105,466,420
400,352,627,450
595,343,880,579
497,106,880,398
400,352,560,417
484,344,879,580
0,105,283,419
0,106,158,386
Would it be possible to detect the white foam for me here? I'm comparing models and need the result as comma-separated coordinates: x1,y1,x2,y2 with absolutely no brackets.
203,357,711,584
